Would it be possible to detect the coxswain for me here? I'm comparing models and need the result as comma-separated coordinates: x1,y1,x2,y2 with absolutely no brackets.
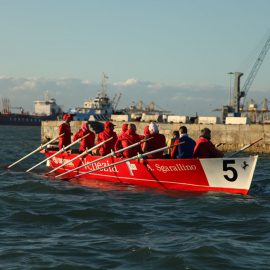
142,122,166,159
114,123,129,153
58,114,72,150
119,123,144,158
73,122,95,153
171,126,195,159
193,128,224,158
96,121,118,156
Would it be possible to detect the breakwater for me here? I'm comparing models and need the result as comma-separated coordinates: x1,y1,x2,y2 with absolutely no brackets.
41,121,270,154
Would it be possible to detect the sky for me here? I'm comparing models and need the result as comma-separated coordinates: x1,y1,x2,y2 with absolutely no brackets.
0,0,270,115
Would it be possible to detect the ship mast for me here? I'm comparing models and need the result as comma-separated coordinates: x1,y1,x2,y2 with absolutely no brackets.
99,72,109,98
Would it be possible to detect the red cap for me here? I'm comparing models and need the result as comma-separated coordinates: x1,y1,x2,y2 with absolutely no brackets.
104,121,115,128
63,114,72,121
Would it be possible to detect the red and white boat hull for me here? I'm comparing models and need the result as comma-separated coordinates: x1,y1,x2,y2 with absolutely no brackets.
45,151,258,195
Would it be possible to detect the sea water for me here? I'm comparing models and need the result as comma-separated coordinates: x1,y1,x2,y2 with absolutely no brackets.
0,126,269,270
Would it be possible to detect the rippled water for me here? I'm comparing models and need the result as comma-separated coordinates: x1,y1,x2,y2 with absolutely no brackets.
0,126,270,270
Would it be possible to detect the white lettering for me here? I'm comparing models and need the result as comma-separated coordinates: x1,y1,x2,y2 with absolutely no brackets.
155,163,197,174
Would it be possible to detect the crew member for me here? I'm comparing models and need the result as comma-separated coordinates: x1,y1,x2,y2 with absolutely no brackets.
114,123,128,153
171,126,195,159
142,122,166,159
193,128,224,158
119,123,144,158
73,122,95,153
167,130,180,158
144,125,150,137
58,114,72,150
96,121,118,156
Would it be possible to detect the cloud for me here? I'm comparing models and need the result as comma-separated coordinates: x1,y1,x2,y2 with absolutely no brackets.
13,79,37,91
113,78,138,87
81,79,92,85
0,76,269,116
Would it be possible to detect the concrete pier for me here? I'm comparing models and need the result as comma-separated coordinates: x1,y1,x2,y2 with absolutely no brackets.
41,121,270,154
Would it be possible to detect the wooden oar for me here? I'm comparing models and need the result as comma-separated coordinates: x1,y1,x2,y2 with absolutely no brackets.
7,134,64,169
215,142,225,148
228,138,263,157
74,142,185,178
46,137,113,175
55,137,153,179
26,133,90,173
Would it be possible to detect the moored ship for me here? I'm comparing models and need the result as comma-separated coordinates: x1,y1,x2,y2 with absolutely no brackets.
0,93,62,126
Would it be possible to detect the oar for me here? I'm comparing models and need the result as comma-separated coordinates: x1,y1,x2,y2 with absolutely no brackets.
55,137,153,179
228,138,263,157
46,137,113,175
215,142,225,148
26,133,90,173
74,142,184,178
7,134,64,169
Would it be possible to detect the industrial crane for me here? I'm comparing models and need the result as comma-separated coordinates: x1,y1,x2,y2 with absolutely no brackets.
112,93,122,111
240,34,270,108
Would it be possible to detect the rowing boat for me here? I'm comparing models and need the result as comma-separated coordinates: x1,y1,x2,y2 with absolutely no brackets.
44,150,258,195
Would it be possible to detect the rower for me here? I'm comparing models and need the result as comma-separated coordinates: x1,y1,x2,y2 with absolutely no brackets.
114,123,128,154
73,122,95,153
96,121,118,156
171,126,195,159
117,123,144,158
58,114,72,150
193,128,224,158
142,122,166,159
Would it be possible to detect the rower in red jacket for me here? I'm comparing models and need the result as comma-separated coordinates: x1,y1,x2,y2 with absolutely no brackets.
142,122,166,159
73,123,95,153
114,123,128,153
119,124,144,158
96,121,118,156
193,128,224,158
58,114,72,150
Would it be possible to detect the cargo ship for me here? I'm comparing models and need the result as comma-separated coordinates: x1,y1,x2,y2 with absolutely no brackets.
0,94,62,126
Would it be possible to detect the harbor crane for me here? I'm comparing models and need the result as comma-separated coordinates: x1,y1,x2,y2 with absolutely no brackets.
240,34,270,109
216,33,270,122
111,92,122,111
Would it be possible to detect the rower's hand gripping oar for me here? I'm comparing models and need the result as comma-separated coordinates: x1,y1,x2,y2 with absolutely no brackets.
55,137,153,179
227,138,263,157
7,134,64,169
73,141,185,179
46,137,113,175
25,133,90,173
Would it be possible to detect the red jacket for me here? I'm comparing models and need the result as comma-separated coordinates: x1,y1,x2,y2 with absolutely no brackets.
73,129,95,152
58,122,71,149
144,133,166,159
193,137,224,158
114,131,127,153
120,129,144,158
97,128,117,156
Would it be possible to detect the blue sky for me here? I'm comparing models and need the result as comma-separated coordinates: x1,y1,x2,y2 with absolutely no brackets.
0,0,270,115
